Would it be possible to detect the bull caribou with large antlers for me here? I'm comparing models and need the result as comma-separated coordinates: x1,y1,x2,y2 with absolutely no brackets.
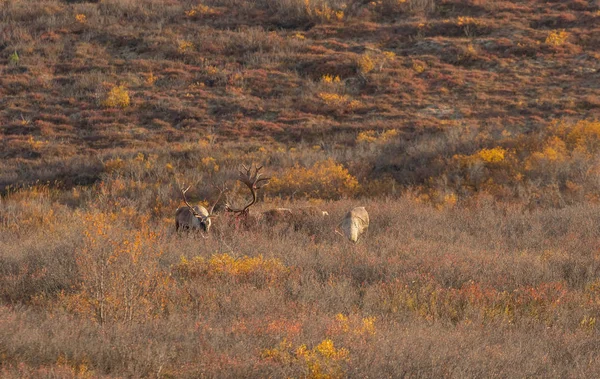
225,164,270,220
175,185,225,233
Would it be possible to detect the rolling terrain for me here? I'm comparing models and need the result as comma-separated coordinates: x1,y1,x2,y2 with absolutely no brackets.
2,0,600,377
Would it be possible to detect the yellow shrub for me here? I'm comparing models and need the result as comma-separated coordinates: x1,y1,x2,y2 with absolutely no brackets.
321,74,341,84
104,157,125,173
178,40,193,53
477,147,506,163
263,338,349,379
102,85,130,108
333,313,376,336
201,156,219,172
535,137,567,162
145,72,157,85
268,159,359,199
357,53,375,74
545,30,569,46
208,254,288,277
356,130,377,143
383,51,396,60
457,16,479,26
318,92,361,111
60,212,168,324
173,253,288,283
75,14,86,24
305,0,344,22
412,61,426,73
357,129,398,144
565,120,600,153
185,4,219,17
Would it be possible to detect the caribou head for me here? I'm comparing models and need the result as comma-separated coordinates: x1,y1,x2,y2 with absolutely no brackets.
175,185,225,233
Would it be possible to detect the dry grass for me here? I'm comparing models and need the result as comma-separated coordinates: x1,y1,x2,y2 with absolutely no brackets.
2,0,600,376
3,185,600,376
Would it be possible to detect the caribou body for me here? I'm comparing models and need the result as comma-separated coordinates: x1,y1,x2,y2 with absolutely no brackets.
175,205,212,232
175,164,335,236
339,206,369,243
262,206,328,230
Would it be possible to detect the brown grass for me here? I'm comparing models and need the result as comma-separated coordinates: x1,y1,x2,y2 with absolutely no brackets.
2,0,600,377
3,185,600,376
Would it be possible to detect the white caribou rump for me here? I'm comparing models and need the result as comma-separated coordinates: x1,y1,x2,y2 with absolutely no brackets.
339,206,369,243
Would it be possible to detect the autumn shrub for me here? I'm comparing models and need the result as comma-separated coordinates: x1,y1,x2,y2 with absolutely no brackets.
268,159,359,199
263,338,350,379
264,0,346,24
356,129,398,144
545,29,569,46
101,84,130,109
173,253,289,286
317,92,362,113
59,212,170,324
369,0,435,17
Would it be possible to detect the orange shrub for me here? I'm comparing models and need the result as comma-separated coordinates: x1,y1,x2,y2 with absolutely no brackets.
263,338,349,379
268,159,360,199
60,212,169,324
173,253,289,284
564,120,600,154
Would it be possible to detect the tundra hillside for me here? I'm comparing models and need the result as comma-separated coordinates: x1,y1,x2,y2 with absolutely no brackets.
2,0,600,377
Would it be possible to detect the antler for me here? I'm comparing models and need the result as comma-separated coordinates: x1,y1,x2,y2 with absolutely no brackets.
180,186,200,216
225,164,270,215
208,183,228,216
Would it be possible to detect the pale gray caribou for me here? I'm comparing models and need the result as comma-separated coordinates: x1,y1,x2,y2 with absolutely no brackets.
337,206,369,243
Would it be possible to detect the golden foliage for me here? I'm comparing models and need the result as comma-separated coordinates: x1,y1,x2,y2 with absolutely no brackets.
102,85,130,108
476,147,506,163
545,29,569,46
104,157,125,173
333,313,376,336
173,254,289,283
304,0,344,22
75,14,87,24
321,74,341,84
201,156,220,173
357,53,375,74
456,16,479,26
412,61,426,73
60,212,169,324
565,120,600,153
318,92,361,110
268,159,359,199
177,39,193,53
145,72,157,85
185,4,219,17
263,338,349,379
357,129,398,144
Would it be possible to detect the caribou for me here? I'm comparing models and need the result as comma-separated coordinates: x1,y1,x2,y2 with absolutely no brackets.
225,164,271,223
175,163,335,235
175,185,225,233
338,206,369,243
224,165,329,231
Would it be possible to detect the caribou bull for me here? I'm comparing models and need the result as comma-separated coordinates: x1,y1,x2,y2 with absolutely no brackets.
175,186,224,233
